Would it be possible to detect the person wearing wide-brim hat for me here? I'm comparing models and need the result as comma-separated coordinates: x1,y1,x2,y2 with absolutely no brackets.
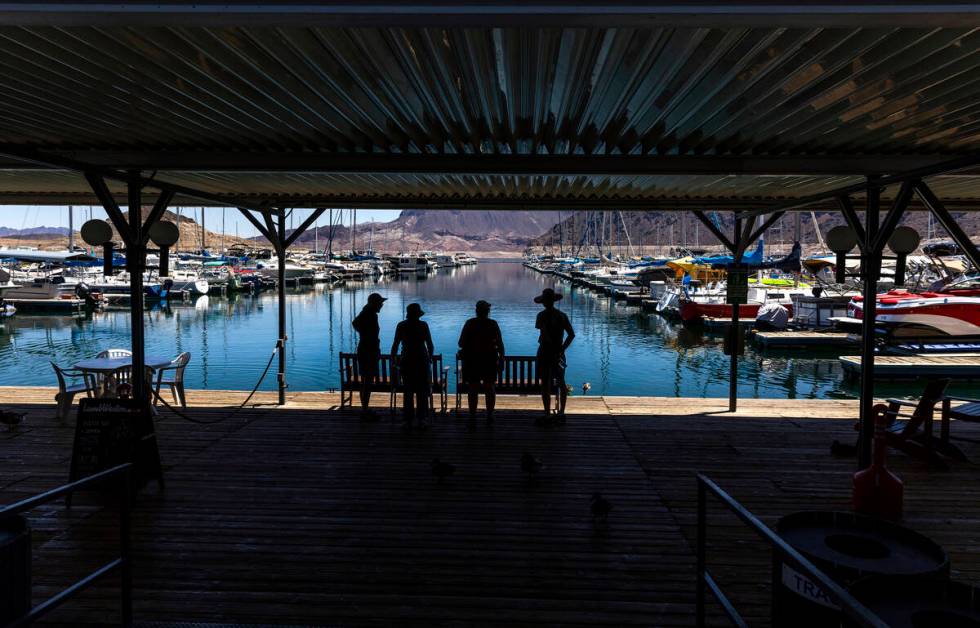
458,300,505,423
391,302,435,428
351,292,387,420
533,287,575,423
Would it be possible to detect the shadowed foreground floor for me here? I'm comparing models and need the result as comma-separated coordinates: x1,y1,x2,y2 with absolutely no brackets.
1,388,978,627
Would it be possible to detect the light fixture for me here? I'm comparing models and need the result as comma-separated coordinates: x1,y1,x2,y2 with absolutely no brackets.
887,226,921,286
80,219,115,276
148,221,180,276
826,226,858,284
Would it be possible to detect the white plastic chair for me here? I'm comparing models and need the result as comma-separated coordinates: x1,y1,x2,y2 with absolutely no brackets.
96,348,132,359
50,362,98,421
153,352,191,407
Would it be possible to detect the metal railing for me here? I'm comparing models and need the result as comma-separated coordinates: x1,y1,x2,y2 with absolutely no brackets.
695,473,888,628
0,463,133,628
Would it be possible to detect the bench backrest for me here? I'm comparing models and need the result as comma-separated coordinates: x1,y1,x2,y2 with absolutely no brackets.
457,354,545,393
339,352,396,388
391,354,445,390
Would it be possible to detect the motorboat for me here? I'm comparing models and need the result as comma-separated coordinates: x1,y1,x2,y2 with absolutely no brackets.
848,278,980,337
256,258,315,282
435,254,457,268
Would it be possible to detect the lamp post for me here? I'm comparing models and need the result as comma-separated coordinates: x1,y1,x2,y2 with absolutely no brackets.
148,221,180,277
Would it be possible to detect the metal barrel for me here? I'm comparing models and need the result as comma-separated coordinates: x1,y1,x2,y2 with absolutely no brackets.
773,511,948,627
0,515,31,623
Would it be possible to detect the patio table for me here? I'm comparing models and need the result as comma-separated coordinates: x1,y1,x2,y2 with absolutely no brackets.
73,355,174,398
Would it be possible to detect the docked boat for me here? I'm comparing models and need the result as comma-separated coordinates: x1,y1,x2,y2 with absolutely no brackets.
848,278,980,337
256,258,315,282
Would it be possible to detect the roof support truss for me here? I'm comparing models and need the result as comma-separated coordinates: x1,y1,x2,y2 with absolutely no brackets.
915,180,980,272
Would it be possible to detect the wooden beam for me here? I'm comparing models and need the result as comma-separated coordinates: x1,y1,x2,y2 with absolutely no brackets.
836,195,866,252
140,190,176,246
84,171,131,246
871,181,915,254
692,211,735,252
915,180,980,272
283,208,328,249
238,207,273,243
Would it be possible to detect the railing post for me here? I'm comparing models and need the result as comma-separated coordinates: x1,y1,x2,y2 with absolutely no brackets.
696,476,706,628
120,469,132,628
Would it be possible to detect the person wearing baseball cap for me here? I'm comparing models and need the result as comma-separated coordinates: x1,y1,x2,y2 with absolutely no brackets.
458,300,505,423
534,287,575,424
351,292,387,420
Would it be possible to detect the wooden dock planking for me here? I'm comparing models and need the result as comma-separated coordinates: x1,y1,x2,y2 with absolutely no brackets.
840,354,980,379
1,390,978,627
750,330,855,349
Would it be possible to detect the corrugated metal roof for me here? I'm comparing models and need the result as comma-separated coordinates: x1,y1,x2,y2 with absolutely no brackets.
0,22,978,205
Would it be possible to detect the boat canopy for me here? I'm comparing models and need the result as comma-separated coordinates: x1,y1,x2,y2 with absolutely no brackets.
0,248,97,263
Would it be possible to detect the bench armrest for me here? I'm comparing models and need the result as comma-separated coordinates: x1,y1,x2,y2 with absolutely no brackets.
943,395,980,404
885,399,922,408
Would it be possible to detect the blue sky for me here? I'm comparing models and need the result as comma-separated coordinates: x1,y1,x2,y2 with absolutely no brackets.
1,205,402,237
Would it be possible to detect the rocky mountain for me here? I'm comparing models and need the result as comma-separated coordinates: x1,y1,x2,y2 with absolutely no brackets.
530,210,979,256
0,225,70,238
288,210,562,253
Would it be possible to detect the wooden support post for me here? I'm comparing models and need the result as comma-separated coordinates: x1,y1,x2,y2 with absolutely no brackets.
858,177,881,470
277,210,287,406
85,171,173,410
729,214,743,413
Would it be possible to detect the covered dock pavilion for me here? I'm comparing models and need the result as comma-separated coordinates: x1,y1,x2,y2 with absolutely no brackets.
2,1,980,625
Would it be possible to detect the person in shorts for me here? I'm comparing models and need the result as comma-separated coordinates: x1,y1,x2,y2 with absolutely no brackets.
534,288,575,423
458,300,505,423
351,292,386,420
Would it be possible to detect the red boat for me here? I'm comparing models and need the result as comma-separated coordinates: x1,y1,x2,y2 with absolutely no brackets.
848,278,980,336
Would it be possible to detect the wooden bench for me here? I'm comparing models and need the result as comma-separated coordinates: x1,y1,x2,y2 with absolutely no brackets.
392,354,449,415
338,353,396,410
340,352,448,415
454,354,558,412
879,378,954,467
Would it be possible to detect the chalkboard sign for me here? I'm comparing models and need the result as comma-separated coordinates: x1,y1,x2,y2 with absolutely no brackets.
726,265,749,305
68,398,163,504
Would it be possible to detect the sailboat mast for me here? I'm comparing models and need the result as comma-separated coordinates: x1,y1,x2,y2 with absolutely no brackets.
199,207,205,252
618,211,635,257
352,209,357,253
68,205,74,251
221,207,225,254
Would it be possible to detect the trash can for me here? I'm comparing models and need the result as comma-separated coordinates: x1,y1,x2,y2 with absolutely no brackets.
773,511,948,628
846,576,980,628
0,515,31,624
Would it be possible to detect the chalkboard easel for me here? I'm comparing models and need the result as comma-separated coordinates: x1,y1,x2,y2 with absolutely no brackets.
67,398,164,507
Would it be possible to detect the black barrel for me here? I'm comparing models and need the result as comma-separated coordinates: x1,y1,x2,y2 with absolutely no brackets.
846,576,980,628
0,515,31,624
773,511,948,628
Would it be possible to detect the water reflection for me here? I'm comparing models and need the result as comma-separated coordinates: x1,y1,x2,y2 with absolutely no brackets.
0,263,962,399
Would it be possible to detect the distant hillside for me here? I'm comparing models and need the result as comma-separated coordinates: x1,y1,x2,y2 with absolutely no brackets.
0,225,70,237
530,210,980,256
285,210,562,252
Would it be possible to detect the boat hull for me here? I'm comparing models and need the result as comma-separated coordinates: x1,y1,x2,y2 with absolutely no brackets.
680,301,794,322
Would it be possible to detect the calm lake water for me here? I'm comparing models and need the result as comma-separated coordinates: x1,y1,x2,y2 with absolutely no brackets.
0,262,933,399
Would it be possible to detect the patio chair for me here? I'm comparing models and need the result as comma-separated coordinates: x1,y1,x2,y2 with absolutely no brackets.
50,362,98,421
96,348,132,358
152,352,191,408
879,378,953,467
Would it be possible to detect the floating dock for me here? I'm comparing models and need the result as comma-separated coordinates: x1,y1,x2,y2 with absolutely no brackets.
750,330,855,349
840,354,980,380
702,316,757,331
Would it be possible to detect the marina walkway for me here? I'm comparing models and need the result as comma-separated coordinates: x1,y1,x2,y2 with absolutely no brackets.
1,389,978,627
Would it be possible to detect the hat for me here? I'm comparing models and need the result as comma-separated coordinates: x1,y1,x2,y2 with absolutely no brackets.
407,302,425,318
534,288,563,304
476,300,492,311
367,292,387,304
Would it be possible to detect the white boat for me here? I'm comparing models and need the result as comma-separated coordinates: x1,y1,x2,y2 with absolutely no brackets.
435,254,457,268
256,258,315,281
160,269,210,296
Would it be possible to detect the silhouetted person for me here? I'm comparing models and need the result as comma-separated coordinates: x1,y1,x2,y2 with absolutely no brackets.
391,303,434,428
352,292,386,421
534,288,575,423
458,300,505,423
